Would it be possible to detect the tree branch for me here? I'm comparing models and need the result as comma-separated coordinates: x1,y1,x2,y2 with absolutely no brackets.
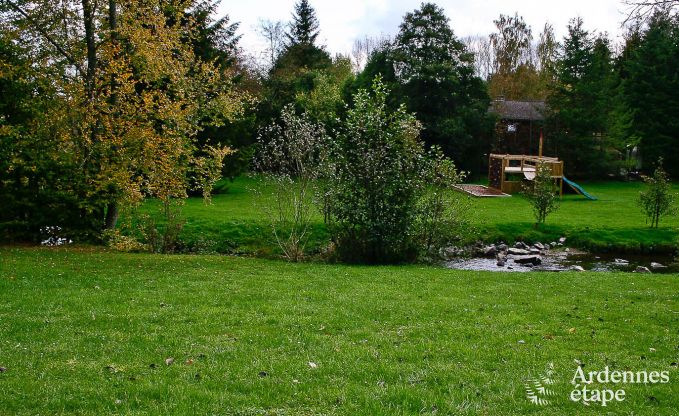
622,0,679,25
6,0,85,76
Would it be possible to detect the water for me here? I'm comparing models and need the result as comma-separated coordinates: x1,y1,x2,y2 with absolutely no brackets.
446,250,679,273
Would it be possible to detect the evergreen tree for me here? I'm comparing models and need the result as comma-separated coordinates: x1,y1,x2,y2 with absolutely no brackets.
618,13,679,176
260,0,332,125
286,0,320,46
547,18,617,178
367,2,492,173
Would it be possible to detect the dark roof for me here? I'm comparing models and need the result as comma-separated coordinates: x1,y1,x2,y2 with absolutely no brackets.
489,100,546,121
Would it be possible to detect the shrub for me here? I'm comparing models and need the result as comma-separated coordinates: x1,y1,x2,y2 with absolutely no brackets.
254,104,330,261
415,148,471,255
638,159,676,228
323,77,466,263
523,163,560,226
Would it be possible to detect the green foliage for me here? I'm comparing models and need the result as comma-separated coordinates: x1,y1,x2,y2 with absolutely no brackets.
323,78,465,263
294,56,353,126
638,159,676,227
415,148,470,254
0,29,98,241
617,13,679,177
285,0,320,46
1,0,249,242
547,18,619,178
352,2,492,173
523,163,560,225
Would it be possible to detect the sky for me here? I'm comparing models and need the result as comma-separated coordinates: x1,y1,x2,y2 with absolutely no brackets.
219,0,631,59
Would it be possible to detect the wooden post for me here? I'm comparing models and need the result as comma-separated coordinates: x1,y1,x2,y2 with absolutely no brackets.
538,128,544,159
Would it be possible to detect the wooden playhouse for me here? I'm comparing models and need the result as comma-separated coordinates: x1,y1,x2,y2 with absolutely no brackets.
488,154,564,195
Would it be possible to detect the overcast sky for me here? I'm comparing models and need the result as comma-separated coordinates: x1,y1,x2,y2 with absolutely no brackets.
219,0,631,57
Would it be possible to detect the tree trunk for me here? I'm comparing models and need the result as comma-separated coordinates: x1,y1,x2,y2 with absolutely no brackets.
82,0,97,99
104,202,119,230
102,0,120,232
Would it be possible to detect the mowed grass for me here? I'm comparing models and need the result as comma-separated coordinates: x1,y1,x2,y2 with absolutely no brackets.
138,177,679,255
0,247,677,415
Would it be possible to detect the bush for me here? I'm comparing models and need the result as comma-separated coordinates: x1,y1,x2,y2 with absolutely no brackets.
323,77,466,263
523,163,560,226
638,159,676,228
254,104,330,261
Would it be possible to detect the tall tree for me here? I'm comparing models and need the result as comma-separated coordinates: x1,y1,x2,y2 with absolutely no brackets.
618,12,679,176
257,19,286,71
387,2,492,172
488,13,543,99
536,23,559,82
286,0,320,46
547,18,617,177
1,0,248,238
490,13,533,74
260,0,331,124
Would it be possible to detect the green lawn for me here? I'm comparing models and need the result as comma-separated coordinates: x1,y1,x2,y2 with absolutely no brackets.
0,248,677,414
136,177,679,255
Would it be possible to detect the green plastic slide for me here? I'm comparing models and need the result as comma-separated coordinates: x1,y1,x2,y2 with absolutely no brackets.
563,177,597,200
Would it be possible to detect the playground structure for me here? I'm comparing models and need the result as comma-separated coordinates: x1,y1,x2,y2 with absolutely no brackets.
486,153,597,200
488,154,564,195
454,129,597,199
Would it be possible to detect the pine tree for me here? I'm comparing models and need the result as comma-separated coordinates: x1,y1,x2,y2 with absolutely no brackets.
618,13,679,176
547,18,617,177
286,0,320,46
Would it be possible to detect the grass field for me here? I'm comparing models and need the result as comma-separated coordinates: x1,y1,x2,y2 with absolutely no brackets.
136,177,679,256
0,247,677,415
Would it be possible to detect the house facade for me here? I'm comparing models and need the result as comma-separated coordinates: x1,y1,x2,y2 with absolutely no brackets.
489,99,546,156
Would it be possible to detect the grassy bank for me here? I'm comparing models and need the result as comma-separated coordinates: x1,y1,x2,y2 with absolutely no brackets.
0,247,677,414
135,177,678,256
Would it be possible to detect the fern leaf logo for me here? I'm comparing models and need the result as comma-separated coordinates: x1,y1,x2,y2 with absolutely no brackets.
525,363,556,406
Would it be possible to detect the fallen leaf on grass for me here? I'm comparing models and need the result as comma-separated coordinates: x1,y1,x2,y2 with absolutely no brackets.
165,357,174,366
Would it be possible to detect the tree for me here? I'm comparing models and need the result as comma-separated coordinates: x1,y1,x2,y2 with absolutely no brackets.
387,2,492,172
295,55,353,126
187,1,241,70
257,19,286,71
638,159,676,227
1,0,248,239
350,34,392,72
523,163,560,226
547,18,618,178
487,13,548,100
536,23,559,88
617,12,679,176
463,35,494,80
623,0,678,24
490,13,533,75
259,0,332,124
286,0,320,46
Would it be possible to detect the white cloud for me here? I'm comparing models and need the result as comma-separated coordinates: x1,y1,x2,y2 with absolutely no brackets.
220,0,630,58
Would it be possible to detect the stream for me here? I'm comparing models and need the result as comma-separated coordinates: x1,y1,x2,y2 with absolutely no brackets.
445,250,679,273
